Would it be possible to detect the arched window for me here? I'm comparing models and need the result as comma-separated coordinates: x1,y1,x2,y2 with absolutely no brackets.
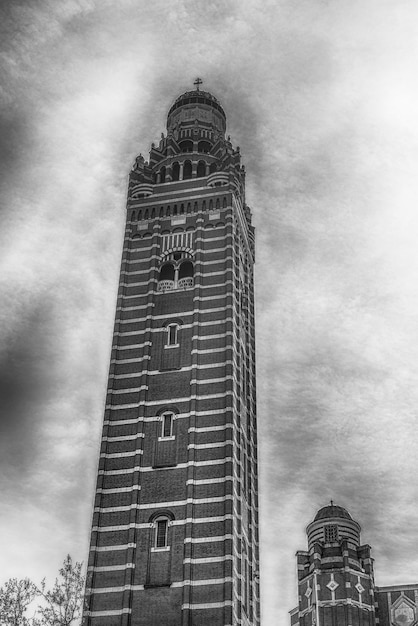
172,162,180,181
160,411,174,438
209,162,217,174
166,323,179,346
160,166,166,183
158,264,175,292
179,140,193,153
183,160,192,180
197,160,206,177
154,516,169,548
198,140,211,153
178,261,194,289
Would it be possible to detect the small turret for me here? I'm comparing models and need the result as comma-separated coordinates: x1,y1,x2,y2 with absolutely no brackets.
291,504,376,626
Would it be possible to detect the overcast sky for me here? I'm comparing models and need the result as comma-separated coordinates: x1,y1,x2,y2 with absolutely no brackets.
1,0,418,624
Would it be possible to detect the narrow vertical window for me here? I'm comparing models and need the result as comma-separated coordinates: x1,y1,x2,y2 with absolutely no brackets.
155,518,168,548
161,412,174,438
167,323,179,346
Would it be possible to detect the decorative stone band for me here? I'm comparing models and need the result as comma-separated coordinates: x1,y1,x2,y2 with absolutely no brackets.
84,608,132,617
183,556,233,564
182,600,234,610
86,578,234,595
91,513,234,533
87,563,135,572
96,485,141,494
90,543,136,552
94,494,233,514
109,360,235,379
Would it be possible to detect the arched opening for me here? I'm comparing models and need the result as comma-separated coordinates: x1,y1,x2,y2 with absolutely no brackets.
179,140,193,153
183,160,192,180
179,261,193,279
197,160,206,178
158,264,175,292
160,166,166,183
198,140,211,153
209,162,217,174
178,261,194,289
172,161,180,181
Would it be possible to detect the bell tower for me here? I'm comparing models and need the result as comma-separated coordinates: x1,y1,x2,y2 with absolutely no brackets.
83,83,260,626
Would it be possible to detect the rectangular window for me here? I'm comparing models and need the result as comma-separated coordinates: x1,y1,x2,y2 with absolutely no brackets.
162,413,173,438
155,519,168,548
167,324,179,346
324,524,339,542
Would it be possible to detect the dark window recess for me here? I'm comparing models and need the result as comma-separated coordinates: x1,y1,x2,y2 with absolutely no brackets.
178,261,193,280
179,140,193,153
183,160,192,179
167,325,178,345
159,264,175,281
155,519,168,548
198,141,212,154
197,160,206,177
162,413,173,438
172,162,180,181
324,524,339,542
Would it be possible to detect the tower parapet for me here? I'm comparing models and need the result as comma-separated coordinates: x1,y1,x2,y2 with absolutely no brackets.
127,87,247,215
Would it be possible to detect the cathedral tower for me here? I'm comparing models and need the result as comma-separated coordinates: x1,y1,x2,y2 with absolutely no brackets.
84,83,259,626
290,504,376,626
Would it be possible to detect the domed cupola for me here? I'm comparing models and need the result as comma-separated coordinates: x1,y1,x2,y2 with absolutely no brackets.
166,79,227,149
307,502,361,549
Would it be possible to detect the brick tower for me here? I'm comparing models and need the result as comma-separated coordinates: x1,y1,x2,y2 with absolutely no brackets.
290,504,376,626
83,82,259,626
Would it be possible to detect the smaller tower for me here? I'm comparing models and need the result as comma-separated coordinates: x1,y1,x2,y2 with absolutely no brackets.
290,504,376,626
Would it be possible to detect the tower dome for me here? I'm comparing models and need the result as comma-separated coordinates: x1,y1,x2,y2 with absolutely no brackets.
166,82,226,137
314,504,352,521
307,503,361,549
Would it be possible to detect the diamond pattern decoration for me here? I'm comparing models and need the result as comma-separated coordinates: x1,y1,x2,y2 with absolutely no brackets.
355,582,365,594
327,579,339,592
305,586,312,598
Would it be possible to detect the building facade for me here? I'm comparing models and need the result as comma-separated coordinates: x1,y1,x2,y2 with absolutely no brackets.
290,504,418,626
83,85,260,626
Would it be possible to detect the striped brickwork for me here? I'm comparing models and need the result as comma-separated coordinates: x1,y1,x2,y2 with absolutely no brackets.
291,507,376,626
84,149,259,623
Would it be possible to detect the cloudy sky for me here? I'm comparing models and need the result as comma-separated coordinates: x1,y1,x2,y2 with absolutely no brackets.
2,0,418,623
